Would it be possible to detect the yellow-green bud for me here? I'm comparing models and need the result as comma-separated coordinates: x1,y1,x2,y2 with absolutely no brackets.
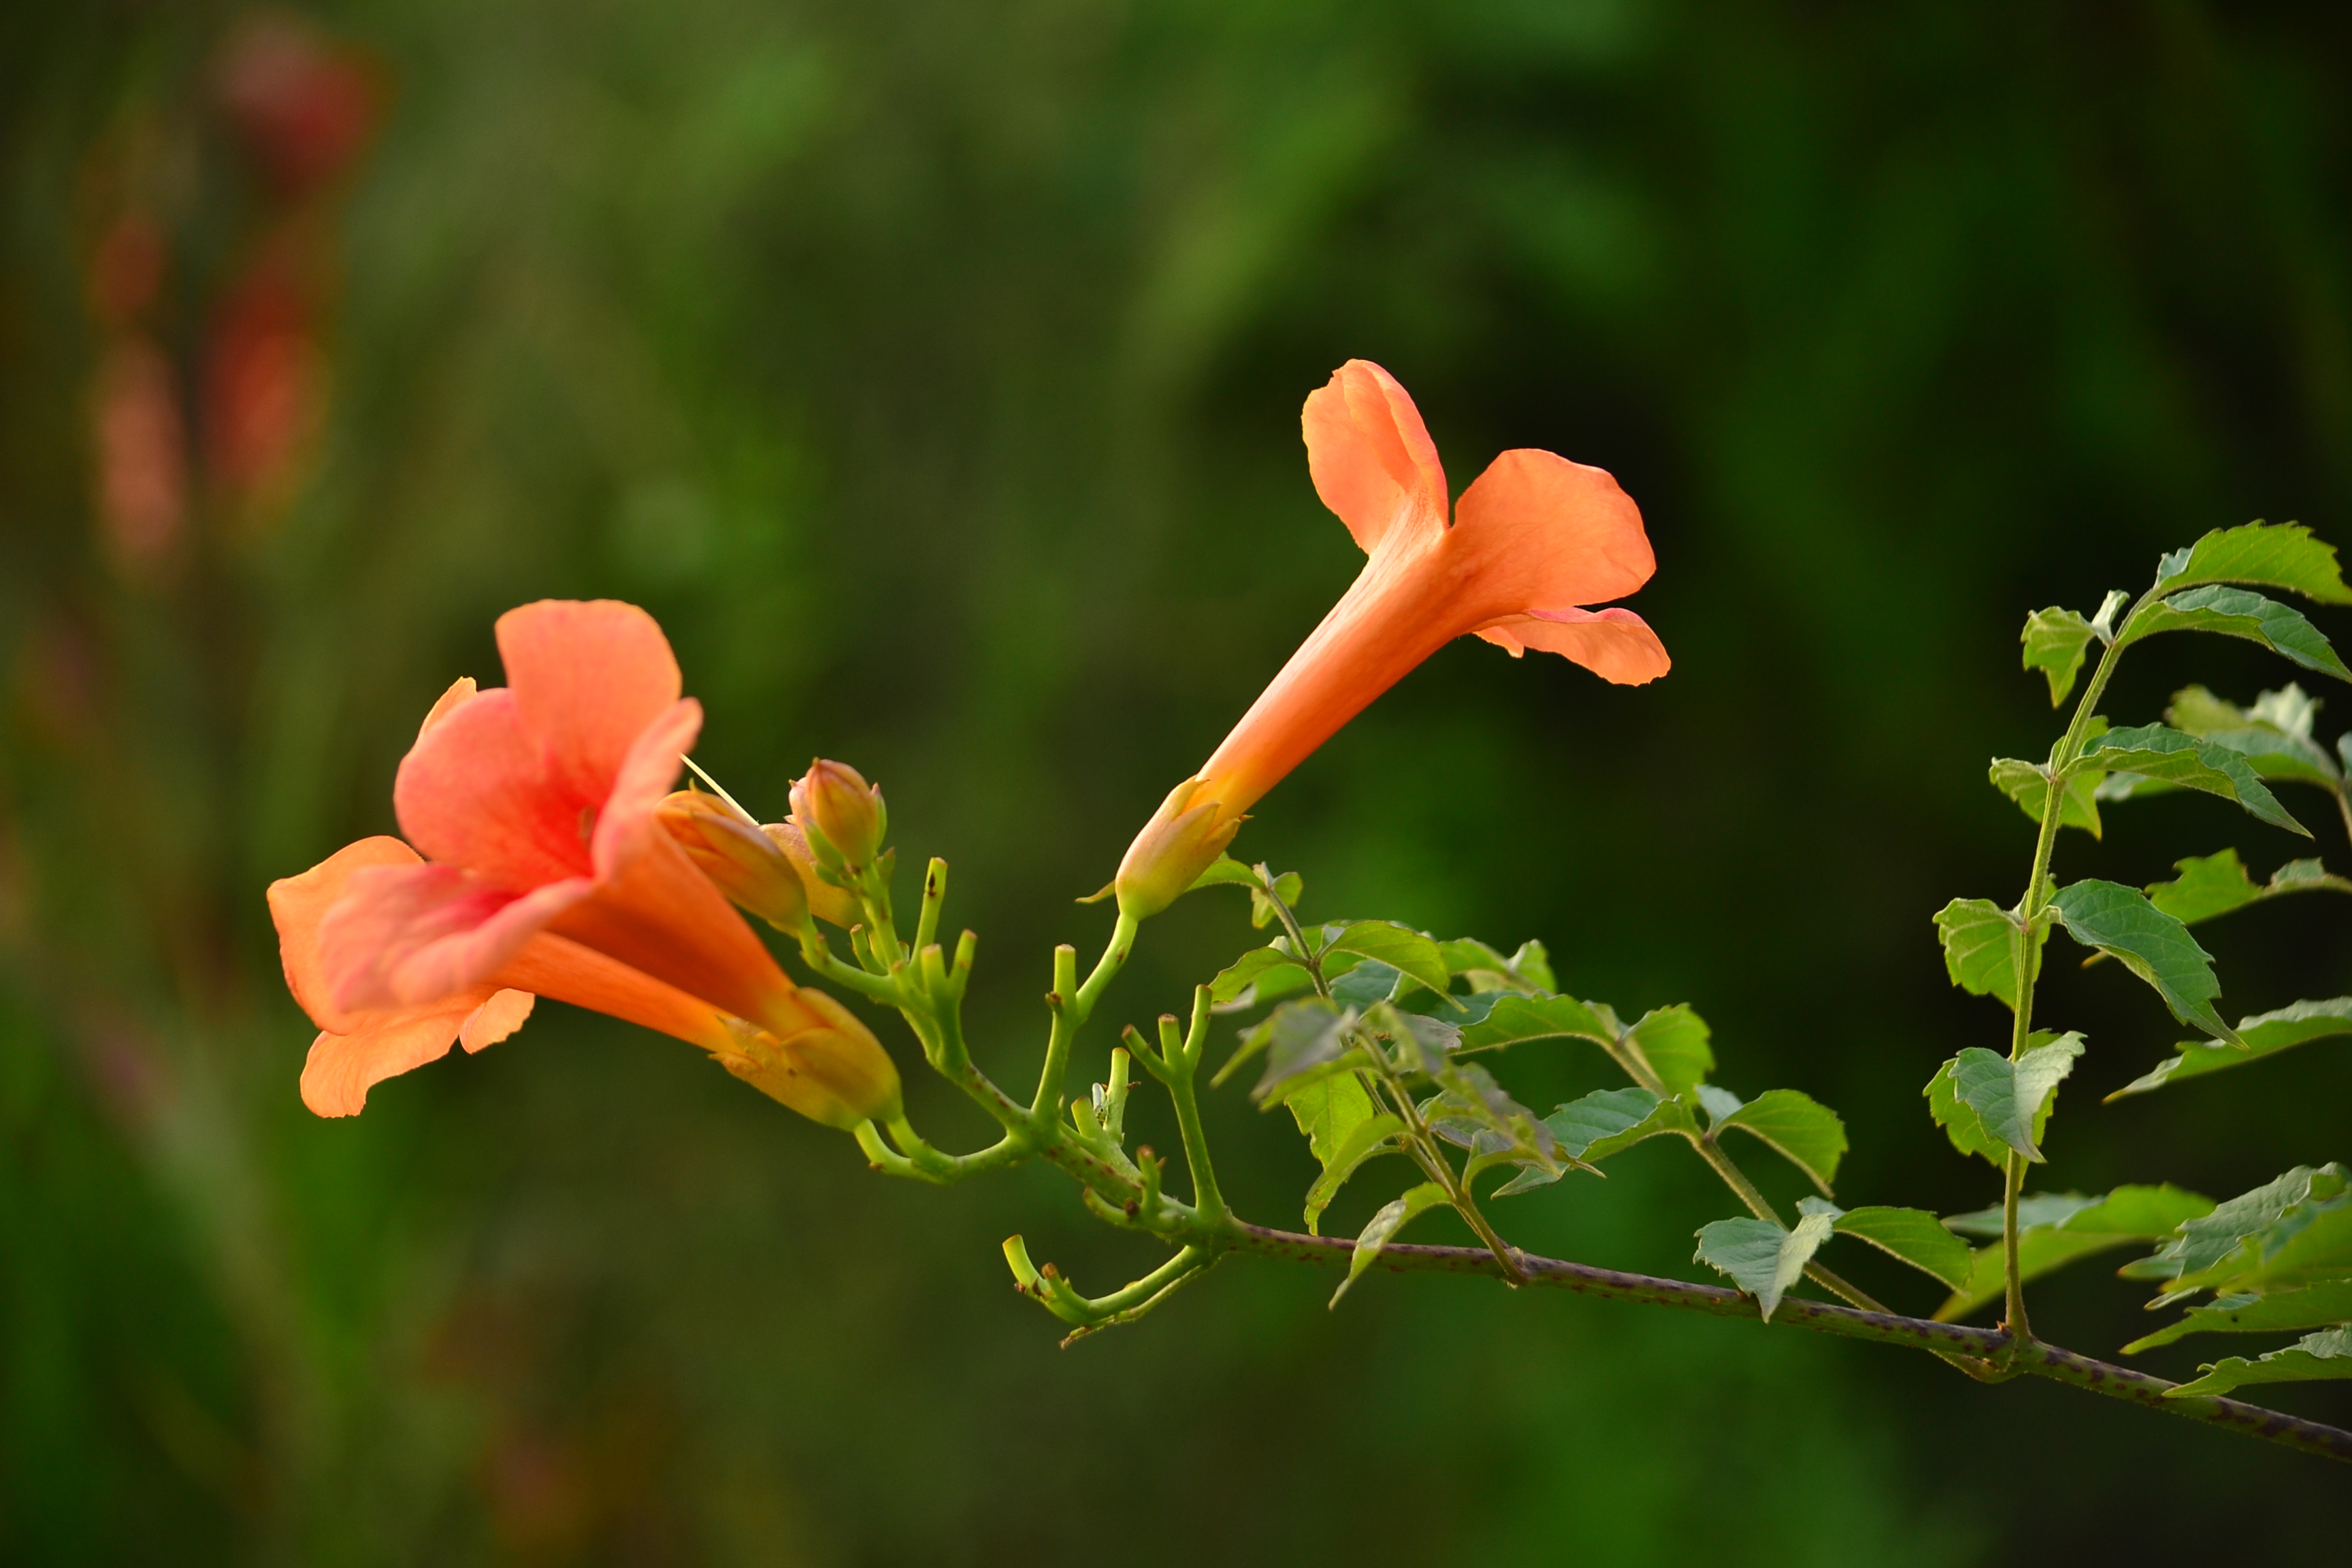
766,819,862,928
716,990,902,1129
1113,778,1241,921
657,789,811,932
789,759,886,872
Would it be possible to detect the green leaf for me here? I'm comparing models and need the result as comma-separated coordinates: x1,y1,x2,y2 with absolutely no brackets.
1437,938,1547,995
2021,606,2098,706
2110,997,2352,1098
1829,1207,1974,1290
1989,757,2104,836
2139,1164,2350,1296
1625,1004,1714,1094
1285,1071,1380,1173
1933,898,2045,1012
1956,1036,2082,1161
1327,921,1450,996
2151,521,2352,604
1188,858,1305,928
1332,1181,1450,1306
1250,999,1356,1102
2145,849,2266,925
1507,940,1557,993
1925,1034,2082,1166
1693,1200,1839,1322
1329,958,1403,1009
1299,1108,1405,1235
2120,585,2352,682
2166,685,2342,787
1542,1086,1661,1158
2078,725,2308,835
2123,1280,2352,1354
2166,1326,2352,1399
1209,946,1314,1006
1713,1089,1847,1196
1458,993,1620,1054
2048,879,2238,1043
1934,1184,2215,1322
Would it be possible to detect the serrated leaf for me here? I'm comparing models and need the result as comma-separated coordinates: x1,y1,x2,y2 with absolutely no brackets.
2120,585,2352,682
2123,1279,2352,1353
1713,1089,1847,1196
1933,1184,2215,1322
1925,1034,2081,1166
1829,1207,1974,1290
2048,879,2238,1043
1327,921,1450,996
2166,1326,2352,1399
2076,725,2308,835
1694,1202,1838,1322
2167,685,2342,787
1209,946,1313,1005
1332,1181,1450,1306
1989,757,2104,836
1507,940,1556,992
1250,999,1355,1102
2021,606,2099,705
2151,521,2352,604
2110,997,2352,1098
2145,849,2266,925
1437,938,1546,996
2140,1164,2349,1296
1541,1086,1662,1158
1300,1109,1405,1235
1458,993,1620,1054
1285,1071,1380,1173
1330,958,1403,1009
1625,1004,1714,1094
1933,898,2045,1012
1693,1083,1744,1125
1188,858,1305,928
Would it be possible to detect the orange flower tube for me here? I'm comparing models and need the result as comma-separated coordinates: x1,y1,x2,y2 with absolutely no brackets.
1117,360,1669,917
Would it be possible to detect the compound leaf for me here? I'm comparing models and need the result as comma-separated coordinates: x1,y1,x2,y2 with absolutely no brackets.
2123,1280,2352,1354
2110,997,2352,1098
2121,585,2352,682
1935,1184,2215,1322
2166,1327,2352,1399
2151,521,2352,604
2078,724,2308,835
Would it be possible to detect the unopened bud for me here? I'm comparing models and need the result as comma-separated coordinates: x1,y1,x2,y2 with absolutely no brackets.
717,989,902,1129
657,790,810,932
766,819,862,928
1114,778,1241,921
790,759,886,872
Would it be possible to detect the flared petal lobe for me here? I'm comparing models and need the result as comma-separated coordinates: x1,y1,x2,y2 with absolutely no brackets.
1449,447,1654,617
1302,359,1448,555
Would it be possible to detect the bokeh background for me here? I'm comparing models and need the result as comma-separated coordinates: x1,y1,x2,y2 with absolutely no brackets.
7,1,2352,1561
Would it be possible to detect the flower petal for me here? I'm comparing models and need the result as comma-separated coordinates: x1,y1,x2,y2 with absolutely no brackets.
497,600,683,808
269,836,424,1033
458,989,536,1052
1475,607,1671,685
320,860,593,1012
299,1001,481,1117
493,932,732,1050
1449,448,1654,616
416,676,478,739
589,698,701,875
1302,359,1448,556
394,687,594,890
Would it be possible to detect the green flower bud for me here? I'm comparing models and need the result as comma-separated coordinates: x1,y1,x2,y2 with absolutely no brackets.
789,759,886,872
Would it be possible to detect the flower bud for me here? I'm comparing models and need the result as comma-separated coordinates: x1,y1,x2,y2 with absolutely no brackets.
715,990,902,1129
1114,778,1241,921
789,760,887,872
657,790,810,932
766,819,862,928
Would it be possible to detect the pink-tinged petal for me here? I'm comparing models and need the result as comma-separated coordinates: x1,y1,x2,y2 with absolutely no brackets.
320,860,593,1012
416,676,478,740
1476,607,1670,685
1302,359,1448,556
394,687,593,890
299,1001,481,1117
268,836,423,1033
497,600,682,807
459,989,535,1052
1448,448,1654,617
546,831,800,1035
589,698,700,875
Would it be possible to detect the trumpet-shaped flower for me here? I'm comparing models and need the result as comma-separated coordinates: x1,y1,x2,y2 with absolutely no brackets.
274,601,900,1126
1118,360,1668,915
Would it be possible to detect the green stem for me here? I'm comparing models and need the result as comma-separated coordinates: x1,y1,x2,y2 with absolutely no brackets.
1072,911,1138,1024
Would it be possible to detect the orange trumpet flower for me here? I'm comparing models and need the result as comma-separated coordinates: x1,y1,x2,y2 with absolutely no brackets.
1117,360,1669,916
270,600,899,1125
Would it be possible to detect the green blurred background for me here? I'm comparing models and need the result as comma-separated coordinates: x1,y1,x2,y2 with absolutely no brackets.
7,1,2352,1561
